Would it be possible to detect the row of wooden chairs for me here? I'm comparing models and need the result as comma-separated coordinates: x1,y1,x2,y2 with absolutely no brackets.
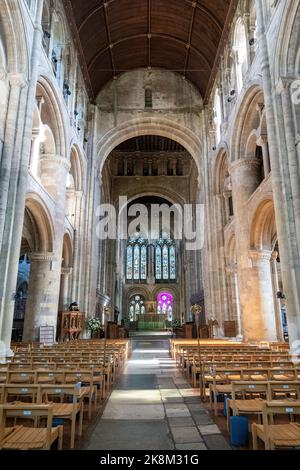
0,339,129,450
0,383,84,448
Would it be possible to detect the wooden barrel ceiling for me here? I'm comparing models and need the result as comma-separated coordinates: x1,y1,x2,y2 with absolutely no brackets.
64,0,237,101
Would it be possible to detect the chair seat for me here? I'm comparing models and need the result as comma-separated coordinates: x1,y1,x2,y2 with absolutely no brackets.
272,375,295,381
255,423,300,447
215,385,232,394
2,426,60,450
249,375,268,381
81,386,95,396
235,398,264,413
50,403,79,417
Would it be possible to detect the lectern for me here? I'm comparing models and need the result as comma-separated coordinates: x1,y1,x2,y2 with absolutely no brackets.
60,311,85,341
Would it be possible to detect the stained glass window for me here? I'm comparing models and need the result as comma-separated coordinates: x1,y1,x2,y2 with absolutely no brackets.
163,245,169,280
134,245,140,280
135,302,140,316
128,296,145,321
169,246,176,280
141,245,147,280
155,240,176,282
156,246,162,279
126,246,133,279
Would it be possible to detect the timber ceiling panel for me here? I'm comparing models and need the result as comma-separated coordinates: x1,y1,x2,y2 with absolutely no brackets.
64,0,237,101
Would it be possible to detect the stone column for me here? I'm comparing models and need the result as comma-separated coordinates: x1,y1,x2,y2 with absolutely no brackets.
70,190,84,301
247,250,278,341
0,2,45,350
270,251,284,341
23,253,57,342
0,74,26,250
59,267,72,312
231,157,273,341
277,78,300,246
255,0,300,346
257,135,271,177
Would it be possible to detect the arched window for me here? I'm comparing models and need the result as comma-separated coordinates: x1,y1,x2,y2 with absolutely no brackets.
155,245,162,280
155,240,177,282
126,239,148,282
157,292,174,322
233,19,248,93
129,295,145,321
214,88,222,144
126,245,133,279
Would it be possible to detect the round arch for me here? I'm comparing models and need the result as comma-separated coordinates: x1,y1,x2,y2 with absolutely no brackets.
249,198,277,250
62,232,73,268
69,144,85,192
0,0,29,76
274,0,300,79
225,232,237,267
152,284,180,301
36,76,67,157
126,286,151,302
230,83,264,162
96,118,203,180
24,194,55,253
213,146,230,195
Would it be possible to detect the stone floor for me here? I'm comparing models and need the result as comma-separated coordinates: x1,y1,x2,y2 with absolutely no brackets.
83,334,231,450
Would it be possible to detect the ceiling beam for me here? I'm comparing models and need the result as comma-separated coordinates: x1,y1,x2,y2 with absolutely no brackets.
148,0,151,68
87,33,212,73
184,1,197,77
103,2,116,77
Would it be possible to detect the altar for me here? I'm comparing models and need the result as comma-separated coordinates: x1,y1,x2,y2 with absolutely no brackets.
137,314,167,331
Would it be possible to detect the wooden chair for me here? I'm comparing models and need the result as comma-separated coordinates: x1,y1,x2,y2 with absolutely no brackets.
226,382,269,432
269,368,297,381
252,401,300,450
39,384,84,449
208,369,243,415
0,404,63,450
268,381,300,401
64,371,97,419
7,370,35,384
2,385,40,405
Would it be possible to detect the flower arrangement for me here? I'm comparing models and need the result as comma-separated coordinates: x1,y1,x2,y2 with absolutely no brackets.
86,317,102,333
171,319,181,329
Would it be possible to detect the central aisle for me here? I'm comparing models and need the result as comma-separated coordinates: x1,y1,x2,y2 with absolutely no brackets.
84,334,230,450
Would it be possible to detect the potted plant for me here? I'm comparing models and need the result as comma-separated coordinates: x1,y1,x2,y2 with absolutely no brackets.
86,317,103,339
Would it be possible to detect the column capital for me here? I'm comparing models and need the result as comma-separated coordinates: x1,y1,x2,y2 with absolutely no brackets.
256,134,268,146
275,77,294,95
29,252,56,262
249,249,272,264
40,154,71,172
230,157,261,172
8,73,27,88
61,267,72,276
